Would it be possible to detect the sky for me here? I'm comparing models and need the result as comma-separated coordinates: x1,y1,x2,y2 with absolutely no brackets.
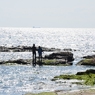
0,0,95,28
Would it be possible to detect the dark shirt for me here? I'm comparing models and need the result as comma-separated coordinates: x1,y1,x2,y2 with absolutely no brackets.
38,47,42,56
32,46,36,54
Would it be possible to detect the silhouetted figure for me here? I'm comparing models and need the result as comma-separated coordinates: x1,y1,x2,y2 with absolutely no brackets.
38,46,43,65
32,44,36,66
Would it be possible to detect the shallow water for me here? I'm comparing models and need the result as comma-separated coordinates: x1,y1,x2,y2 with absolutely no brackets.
0,63,95,95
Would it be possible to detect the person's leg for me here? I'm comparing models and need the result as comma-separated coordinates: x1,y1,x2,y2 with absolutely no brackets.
32,54,35,66
38,54,40,61
33,53,36,67
32,54,34,63
41,55,42,62
35,53,36,63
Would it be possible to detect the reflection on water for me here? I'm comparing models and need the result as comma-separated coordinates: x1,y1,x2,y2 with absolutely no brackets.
0,64,95,95
0,28,95,94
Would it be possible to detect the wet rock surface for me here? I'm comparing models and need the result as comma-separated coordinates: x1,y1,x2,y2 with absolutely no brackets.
0,59,31,65
83,55,95,59
77,55,95,66
52,69,95,85
45,52,74,62
76,69,95,75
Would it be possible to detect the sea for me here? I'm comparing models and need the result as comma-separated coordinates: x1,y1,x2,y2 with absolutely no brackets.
0,27,95,95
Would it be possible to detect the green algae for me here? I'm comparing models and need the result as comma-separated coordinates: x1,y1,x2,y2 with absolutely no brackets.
42,59,71,66
25,92,57,95
42,59,56,65
52,69,95,86
77,58,95,66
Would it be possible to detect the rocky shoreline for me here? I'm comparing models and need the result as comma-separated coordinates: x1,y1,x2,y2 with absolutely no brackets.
0,52,74,66
1,45,95,66
0,46,74,66
0,46,74,52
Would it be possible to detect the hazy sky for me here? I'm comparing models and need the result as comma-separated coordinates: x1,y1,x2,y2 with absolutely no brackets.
0,0,95,28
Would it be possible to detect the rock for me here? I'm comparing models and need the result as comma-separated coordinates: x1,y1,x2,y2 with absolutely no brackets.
0,46,61,52
77,55,95,66
44,52,74,65
25,92,57,95
40,59,73,66
77,69,95,75
0,46,74,66
77,58,95,66
66,62,73,65
45,52,74,62
83,55,95,59
63,48,72,51
0,61,4,64
0,59,31,65
52,69,95,85
42,59,66,65
41,47,61,52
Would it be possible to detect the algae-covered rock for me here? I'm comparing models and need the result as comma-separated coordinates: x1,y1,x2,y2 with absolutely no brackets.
42,59,72,66
0,58,73,66
77,54,95,66
52,69,95,85
77,58,95,66
25,92,57,95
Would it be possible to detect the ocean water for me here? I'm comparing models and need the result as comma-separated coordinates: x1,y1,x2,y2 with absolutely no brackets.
0,28,95,95
0,28,95,60
0,28,95,50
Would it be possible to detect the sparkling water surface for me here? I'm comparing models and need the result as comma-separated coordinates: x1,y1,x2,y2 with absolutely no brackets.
0,65,95,95
0,28,95,95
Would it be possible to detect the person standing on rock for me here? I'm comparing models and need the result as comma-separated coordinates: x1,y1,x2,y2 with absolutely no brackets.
32,44,36,66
